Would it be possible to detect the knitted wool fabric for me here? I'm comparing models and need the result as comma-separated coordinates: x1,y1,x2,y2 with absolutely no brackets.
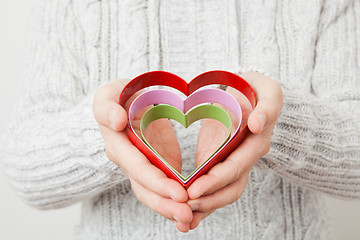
2,0,360,239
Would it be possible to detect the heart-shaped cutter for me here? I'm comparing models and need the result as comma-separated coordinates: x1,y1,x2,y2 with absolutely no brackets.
129,88,242,183
140,104,233,179
119,70,256,188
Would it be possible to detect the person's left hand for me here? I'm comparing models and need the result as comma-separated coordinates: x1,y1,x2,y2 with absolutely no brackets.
186,71,283,229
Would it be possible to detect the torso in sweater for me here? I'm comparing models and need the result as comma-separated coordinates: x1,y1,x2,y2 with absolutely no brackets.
4,0,360,239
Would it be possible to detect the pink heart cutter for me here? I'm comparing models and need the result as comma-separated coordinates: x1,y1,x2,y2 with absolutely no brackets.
129,88,242,184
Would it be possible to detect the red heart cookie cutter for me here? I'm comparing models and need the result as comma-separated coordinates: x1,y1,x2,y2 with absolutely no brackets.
119,70,256,188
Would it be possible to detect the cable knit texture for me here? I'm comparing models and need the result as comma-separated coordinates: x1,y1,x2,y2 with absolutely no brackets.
1,0,360,239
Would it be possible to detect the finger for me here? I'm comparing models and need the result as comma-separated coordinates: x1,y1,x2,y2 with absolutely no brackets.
187,172,249,212
189,210,215,230
93,79,129,131
142,119,182,173
188,134,268,199
175,221,191,233
130,179,193,232
241,71,283,134
196,118,230,167
102,126,188,202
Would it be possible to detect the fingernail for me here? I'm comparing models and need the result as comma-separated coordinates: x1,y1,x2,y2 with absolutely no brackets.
187,201,199,211
258,113,266,131
191,204,199,211
109,110,117,130
169,189,180,202
173,216,180,223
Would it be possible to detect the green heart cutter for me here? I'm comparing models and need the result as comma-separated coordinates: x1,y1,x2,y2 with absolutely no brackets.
140,104,232,181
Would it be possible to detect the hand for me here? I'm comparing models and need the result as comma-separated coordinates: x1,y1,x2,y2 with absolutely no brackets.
187,71,283,229
92,79,193,232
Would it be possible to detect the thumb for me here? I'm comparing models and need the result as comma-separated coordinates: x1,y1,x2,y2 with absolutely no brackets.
93,79,129,131
241,71,283,134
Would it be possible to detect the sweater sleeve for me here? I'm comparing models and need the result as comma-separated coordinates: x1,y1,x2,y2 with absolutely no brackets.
1,0,127,209
258,1,360,199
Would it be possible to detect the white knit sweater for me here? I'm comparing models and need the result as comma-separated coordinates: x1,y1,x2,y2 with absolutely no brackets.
2,0,360,239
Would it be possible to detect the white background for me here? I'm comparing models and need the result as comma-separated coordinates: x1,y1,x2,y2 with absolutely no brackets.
0,1,359,239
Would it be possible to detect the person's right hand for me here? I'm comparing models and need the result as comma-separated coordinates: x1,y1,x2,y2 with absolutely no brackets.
92,79,193,232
